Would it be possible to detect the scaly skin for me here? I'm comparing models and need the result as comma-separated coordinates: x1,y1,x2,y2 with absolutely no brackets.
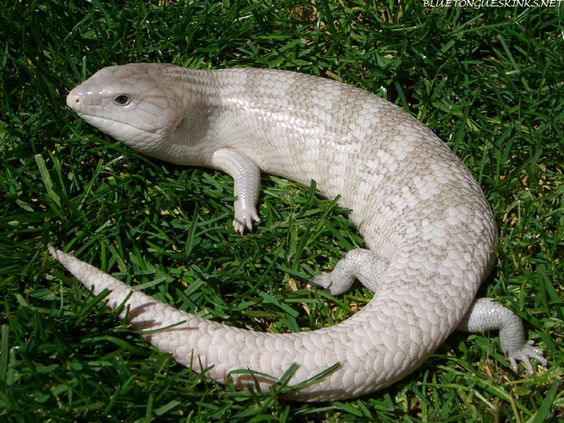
50,63,546,401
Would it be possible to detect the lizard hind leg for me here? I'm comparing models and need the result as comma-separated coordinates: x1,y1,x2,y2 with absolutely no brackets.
457,297,547,374
310,248,389,295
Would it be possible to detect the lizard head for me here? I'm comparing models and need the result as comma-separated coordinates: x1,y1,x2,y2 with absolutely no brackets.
66,63,185,155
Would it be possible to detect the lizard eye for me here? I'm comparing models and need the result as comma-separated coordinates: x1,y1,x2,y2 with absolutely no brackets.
113,94,131,106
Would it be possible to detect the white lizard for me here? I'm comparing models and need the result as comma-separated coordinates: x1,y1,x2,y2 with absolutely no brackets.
49,63,546,401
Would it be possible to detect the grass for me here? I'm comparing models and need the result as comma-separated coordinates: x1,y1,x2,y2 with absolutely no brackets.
0,0,562,421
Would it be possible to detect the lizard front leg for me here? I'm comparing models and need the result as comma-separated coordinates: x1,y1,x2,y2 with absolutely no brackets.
211,148,261,233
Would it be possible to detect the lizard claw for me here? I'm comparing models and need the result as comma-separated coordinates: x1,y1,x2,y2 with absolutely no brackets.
309,272,342,295
508,339,547,375
233,206,260,234
310,273,331,290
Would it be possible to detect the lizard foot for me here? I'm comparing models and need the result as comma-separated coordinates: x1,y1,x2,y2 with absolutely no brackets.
309,272,335,295
508,340,547,375
233,203,260,234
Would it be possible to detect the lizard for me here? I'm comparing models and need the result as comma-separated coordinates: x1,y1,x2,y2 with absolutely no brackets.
48,63,546,401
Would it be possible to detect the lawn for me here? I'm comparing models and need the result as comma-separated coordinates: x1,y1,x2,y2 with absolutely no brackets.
0,0,562,421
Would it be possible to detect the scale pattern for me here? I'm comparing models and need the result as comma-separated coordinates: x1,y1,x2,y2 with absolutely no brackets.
50,64,545,401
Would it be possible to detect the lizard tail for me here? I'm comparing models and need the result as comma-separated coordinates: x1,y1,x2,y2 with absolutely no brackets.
48,246,446,401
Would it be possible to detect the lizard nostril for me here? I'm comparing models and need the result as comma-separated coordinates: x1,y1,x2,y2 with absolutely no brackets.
66,92,82,109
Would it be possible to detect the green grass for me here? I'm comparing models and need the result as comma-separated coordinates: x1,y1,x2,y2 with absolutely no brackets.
1,0,562,421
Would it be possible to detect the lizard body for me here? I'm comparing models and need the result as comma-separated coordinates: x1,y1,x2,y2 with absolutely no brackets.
50,64,545,401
